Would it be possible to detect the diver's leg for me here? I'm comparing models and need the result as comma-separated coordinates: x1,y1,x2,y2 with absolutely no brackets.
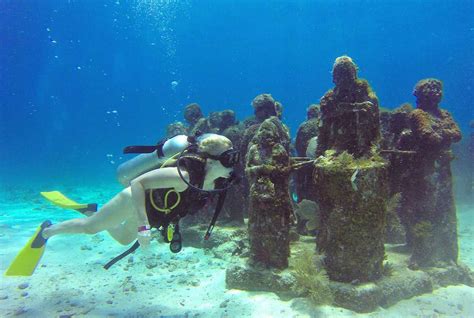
105,216,138,245
42,188,134,239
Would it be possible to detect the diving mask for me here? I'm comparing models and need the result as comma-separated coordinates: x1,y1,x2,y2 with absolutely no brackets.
205,149,240,168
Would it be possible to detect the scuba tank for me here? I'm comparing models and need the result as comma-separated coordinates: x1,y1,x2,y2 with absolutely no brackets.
117,133,226,186
116,134,190,186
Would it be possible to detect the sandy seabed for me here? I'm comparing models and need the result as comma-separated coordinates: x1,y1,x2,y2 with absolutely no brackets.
1,183,473,318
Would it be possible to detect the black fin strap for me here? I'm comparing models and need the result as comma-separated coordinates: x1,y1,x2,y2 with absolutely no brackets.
123,146,157,154
76,203,98,214
204,190,227,240
156,140,165,157
103,241,140,270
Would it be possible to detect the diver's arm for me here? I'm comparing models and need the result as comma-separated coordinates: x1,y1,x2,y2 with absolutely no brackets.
130,180,151,228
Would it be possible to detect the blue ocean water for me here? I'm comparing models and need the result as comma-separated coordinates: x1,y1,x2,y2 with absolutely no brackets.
1,2,474,317
1,0,473,186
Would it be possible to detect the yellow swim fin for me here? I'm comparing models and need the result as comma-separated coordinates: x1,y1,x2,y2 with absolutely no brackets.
4,221,52,276
40,191,97,214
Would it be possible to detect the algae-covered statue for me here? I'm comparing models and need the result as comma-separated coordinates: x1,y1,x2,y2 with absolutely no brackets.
246,116,292,269
237,94,285,224
399,78,462,268
294,104,320,203
191,109,237,136
295,104,320,160
316,56,380,158
313,56,388,283
226,65,471,314
379,103,414,243
166,121,188,138
241,94,284,172
184,103,204,128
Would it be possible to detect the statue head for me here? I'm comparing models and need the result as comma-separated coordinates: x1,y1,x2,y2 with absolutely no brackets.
332,56,358,87
184,103,204,125
306,104,320,120
252,94,278,121
413,78,443,111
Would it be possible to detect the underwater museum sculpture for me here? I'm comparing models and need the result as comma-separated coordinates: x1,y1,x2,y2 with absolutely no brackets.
313,56,388,282
295,104,320,158
316,56,380,158
209,110,237,133
379,103,414,244
233,94,285,225
294,104,320,204
241,94,283,170
398,78,462,268
184,102,204,127
167,62,470,312
252,93,280,122
190,109,238,136
166,102,205,138
246,117,293,269
216,59,471,313
166,121,188,138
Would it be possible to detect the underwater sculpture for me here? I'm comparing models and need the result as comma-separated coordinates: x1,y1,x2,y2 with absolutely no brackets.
252,93,280,122
224,65,471,313
236,94,285,224
225,75,472,313
246,116,293,269
379,103,414,243
166,121,188,138
209,110,237,133
192,109,238,136
397,78,462,267
242,94,281,130
294,104,320,205
241,94,283,171
295,104,320,158
184,103,204,128
316,56,380,158
313,56,388,282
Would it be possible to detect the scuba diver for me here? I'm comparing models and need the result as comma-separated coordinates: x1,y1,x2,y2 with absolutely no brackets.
5,133,240,276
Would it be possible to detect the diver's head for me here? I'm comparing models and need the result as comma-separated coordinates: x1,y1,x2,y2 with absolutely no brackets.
197,134,239,178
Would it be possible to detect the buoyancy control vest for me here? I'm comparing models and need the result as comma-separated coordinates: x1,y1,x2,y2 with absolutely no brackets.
145,154,210,230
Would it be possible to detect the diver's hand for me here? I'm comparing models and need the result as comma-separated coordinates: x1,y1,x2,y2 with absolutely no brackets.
137,227,152,248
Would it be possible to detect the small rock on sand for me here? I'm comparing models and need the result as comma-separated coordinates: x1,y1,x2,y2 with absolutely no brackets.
13,307,28,316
